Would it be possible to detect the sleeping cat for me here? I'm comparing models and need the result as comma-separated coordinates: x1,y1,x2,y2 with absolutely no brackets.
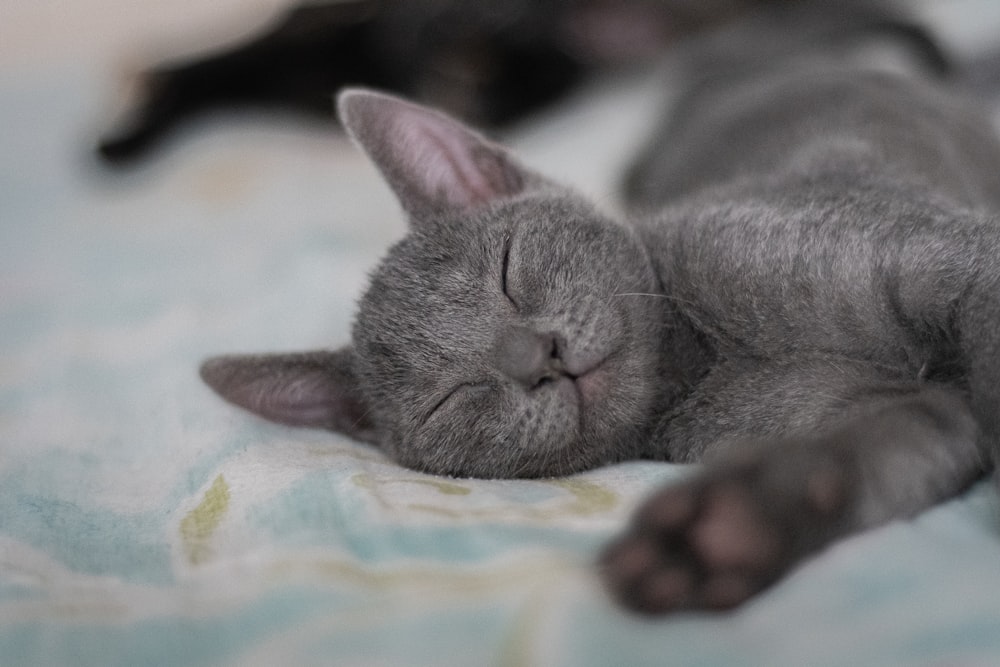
201,2,1000,614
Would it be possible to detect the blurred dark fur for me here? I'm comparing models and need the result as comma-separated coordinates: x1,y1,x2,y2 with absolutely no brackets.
99,0,948,165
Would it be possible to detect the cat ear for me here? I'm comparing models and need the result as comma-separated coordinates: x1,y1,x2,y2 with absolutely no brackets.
200,349,378,444
337,88,532,219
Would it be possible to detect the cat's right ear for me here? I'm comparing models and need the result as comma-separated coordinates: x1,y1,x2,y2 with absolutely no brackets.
337,88,536,220
200,349,378,444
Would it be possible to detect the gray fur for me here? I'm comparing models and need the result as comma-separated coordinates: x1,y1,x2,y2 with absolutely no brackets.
201,2,1000,613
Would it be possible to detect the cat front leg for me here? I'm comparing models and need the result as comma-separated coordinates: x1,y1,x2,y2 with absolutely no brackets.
601,381,983,614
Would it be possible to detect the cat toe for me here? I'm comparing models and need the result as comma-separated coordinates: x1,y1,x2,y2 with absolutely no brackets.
689,483,781,571
599,534,695,614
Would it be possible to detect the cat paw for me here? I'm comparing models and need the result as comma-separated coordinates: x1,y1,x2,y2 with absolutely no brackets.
600,459,847,614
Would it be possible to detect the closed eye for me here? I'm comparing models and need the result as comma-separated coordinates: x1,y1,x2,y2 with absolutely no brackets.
424,383,489,424
501,235,518,309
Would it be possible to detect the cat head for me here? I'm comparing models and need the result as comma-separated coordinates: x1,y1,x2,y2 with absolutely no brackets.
201,89,664,477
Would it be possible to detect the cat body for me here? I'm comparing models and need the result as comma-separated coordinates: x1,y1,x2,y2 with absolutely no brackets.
636,62,1000,457
202,3,1000,613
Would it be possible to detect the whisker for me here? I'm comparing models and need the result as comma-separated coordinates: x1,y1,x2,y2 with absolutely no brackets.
613,292,668,299
612,291,696,307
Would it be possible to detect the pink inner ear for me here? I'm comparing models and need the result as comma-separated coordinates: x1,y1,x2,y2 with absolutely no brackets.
257,371,346,428
392,109,523,209
200,353,377,442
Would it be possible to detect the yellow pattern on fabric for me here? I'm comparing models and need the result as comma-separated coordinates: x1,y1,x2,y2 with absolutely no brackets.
180,474,230,565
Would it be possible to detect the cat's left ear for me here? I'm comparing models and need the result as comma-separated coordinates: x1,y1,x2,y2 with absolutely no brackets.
337,88,538,220
199,349,378,444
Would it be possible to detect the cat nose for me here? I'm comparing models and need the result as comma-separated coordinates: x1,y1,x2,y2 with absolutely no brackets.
493,326,566,388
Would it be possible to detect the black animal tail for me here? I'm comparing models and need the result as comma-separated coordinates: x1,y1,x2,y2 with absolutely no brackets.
96,2,389,166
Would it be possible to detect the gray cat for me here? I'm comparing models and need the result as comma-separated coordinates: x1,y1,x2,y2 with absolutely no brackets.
201,3,1000,614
